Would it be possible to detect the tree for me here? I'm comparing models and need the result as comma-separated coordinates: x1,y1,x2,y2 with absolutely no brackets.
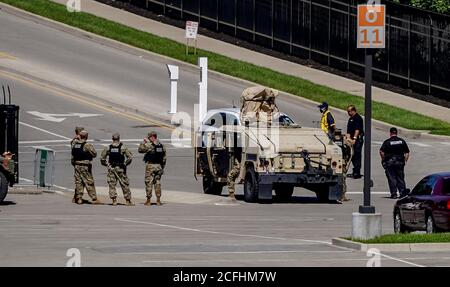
393,0,450,14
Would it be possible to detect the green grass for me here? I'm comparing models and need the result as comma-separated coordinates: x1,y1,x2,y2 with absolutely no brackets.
345,233,450,244
3,0,450,135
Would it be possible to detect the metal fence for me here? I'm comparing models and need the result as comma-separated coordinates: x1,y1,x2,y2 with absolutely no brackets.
120,0,450,100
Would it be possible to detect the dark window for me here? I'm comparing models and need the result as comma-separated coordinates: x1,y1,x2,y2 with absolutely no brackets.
442,178,450,195
277,114,295,126
412,176,437,196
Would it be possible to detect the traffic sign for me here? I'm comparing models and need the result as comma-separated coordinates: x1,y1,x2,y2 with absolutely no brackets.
185,21,199,39
357,4,386,49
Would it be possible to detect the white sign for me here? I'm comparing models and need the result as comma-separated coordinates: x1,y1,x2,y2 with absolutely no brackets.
27,111,103,123
185,21,199,39
357,4,386,49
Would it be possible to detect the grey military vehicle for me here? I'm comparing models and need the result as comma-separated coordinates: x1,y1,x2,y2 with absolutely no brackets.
194,86,345,203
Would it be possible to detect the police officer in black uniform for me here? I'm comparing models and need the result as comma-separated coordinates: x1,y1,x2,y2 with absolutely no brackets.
380,127,410,199
346,105,364,179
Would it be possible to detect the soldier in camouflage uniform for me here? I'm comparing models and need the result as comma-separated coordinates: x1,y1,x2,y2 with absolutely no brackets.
71,130,101,205
227,147,242,200
71,127,84,203
100,133,134,206
138,131,166,206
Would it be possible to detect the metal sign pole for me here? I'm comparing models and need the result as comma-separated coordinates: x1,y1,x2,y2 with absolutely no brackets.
360,48,375,214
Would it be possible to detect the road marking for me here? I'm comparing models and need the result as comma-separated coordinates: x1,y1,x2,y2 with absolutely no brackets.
19,177,33,183
142,259,296,263
114,218,331,245
0,69,174,131
347,191,389,194
27,111,103,123
19,122,71,140
409,142,431,147
118,250,349,255
374,251,425,267
440,142,450,146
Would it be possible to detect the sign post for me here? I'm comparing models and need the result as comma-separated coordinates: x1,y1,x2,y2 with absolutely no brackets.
352,2,385,239
166,64,179,114
185,21,199,55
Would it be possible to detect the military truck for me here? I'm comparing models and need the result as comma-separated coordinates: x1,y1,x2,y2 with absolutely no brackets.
0,86,19,203
194,86,344,203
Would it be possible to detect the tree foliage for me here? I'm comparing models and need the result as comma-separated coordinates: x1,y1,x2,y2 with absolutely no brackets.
394,0,450,14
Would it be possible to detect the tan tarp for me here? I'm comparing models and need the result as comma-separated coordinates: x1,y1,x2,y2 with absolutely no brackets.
240,86,279,125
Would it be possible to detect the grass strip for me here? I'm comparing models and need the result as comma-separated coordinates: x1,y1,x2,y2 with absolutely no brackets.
2,0,450,135
345,233,450,244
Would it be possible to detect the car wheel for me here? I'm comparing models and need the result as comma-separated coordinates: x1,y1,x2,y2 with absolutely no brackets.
426,215,436,234
202,175,223,195
274,184,294,202
0,172,8,203
244,166,258,203
393,210,409,234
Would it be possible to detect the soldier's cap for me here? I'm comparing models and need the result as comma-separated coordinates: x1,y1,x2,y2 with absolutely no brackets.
318,102,328,110
79,130,89,136
112,133,120,140
148,131,157,137
390,127,398,134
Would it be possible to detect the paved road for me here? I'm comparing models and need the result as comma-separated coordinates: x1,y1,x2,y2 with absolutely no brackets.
0,7,449,267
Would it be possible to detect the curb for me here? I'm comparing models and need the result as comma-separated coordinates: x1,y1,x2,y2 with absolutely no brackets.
332,237,450,252
1,2,449,140
8,186,43,195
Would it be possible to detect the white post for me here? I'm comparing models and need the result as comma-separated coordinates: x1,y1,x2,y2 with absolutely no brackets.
166,64,179,114
198,57,208,123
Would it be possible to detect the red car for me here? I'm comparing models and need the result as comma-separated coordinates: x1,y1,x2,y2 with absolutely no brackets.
393,173,450,233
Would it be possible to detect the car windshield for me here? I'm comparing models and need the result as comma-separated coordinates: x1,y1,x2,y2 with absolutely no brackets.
443,177,450,195
277,115,295,126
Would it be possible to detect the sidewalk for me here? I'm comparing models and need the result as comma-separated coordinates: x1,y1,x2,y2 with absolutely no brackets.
53,0,450,123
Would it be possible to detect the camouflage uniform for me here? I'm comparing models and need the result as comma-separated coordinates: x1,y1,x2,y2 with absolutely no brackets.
100,142,133,200
72,138,98,201
227,158,241,197
138,139,166,201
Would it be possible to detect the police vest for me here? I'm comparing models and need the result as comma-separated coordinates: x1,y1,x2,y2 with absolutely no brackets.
143,142,165,164
108,143,125,167
321,110,335,133
71,142,93,161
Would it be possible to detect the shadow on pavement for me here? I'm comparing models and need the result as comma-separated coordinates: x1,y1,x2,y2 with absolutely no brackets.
0,200,17,206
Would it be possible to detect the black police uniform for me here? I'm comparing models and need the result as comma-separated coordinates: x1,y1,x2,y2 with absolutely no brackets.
380,136,410,197
347,113,364,177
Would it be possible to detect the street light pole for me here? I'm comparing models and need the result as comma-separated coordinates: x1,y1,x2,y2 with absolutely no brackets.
359,49,375,214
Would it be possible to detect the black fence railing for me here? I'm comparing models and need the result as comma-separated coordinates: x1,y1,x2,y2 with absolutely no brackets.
119,0,450,100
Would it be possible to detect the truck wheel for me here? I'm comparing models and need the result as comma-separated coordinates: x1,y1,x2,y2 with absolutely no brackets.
244,166,258,203
0,172,9,203
202,175,223,195
274,185,294,202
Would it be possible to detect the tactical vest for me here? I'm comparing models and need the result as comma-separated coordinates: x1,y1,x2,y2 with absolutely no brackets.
109,143,125,167
71,142,93,161
320,110,334,133
143,142,165,164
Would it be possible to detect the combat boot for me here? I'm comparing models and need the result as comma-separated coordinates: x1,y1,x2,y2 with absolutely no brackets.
156,197,162,206
112,198,118,206
144,198,151,206
92,198,103,205
125,199,135,206
76,198,83,205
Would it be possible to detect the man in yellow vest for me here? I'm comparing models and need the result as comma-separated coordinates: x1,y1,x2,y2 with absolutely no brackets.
318,102,336,139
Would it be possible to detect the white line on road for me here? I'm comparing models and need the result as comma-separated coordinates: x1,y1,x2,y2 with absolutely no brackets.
409,142,431,147
374,251,425,267
114,218,331,245
142,259,296,263
19,177,33,183
118,250,349,255
347,192,389,194
19,122,71,140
